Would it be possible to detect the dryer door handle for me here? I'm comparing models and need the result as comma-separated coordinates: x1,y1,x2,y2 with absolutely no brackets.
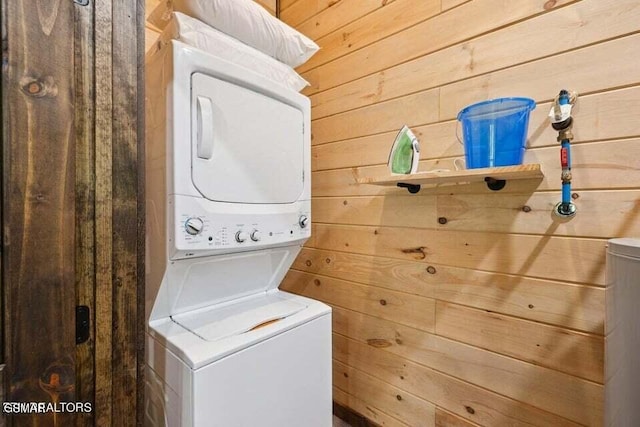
197,96,214,159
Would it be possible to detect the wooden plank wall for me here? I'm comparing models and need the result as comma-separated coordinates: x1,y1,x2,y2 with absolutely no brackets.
77,1,145,424
2,1,77,425
144,0,278,53
2,0,144,425
280,1,640,426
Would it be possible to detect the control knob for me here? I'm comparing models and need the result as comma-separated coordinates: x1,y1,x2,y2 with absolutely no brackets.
299,215,309,229
235,230,249,243
250,230,262,241
185,217,204,235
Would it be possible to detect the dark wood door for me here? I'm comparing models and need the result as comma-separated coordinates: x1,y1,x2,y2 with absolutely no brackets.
1,0,144,425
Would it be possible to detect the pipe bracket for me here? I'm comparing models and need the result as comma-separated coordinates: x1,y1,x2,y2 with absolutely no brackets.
397,183,421,194
484,177,506,191
554,202,577,218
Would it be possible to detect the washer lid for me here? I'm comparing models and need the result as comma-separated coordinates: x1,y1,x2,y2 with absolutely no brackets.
608,238,640,258
190,72,304,204
171,293,308,342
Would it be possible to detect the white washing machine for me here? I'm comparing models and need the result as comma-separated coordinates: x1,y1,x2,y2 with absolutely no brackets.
144,40,332,426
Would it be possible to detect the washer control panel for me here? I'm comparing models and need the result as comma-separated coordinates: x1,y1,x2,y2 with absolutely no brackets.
171,196,311,259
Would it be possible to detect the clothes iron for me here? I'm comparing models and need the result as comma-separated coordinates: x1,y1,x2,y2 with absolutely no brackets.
388,125,420,174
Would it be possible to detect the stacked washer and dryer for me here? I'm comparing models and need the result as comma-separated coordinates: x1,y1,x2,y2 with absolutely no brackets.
144,38,331,426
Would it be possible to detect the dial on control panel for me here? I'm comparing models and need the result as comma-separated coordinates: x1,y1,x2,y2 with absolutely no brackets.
251,230,262,241
299,215,309,228
185,217,204,235
235,231,249,243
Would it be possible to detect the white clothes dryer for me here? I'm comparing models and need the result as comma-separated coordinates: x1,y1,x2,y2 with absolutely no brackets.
144,40,331,427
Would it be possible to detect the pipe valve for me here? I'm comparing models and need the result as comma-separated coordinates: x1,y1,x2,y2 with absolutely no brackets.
549,90,578,218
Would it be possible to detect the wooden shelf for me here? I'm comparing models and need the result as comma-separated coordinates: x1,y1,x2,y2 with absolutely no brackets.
357,164,543,193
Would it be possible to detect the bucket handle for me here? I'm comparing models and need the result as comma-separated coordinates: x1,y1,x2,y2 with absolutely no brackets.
454,121,465,170
455,120,463,145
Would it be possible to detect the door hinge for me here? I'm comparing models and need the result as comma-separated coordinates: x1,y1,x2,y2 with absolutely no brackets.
76,305,90,344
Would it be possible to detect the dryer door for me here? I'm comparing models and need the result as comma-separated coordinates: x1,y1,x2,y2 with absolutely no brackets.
190,72,304,204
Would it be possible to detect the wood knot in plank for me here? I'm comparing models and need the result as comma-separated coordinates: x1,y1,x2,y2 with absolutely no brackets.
401,246,427,260
462,43,476,71
367,338,392,348
20,75,57,98
39,362,74,396
543,0,557,10
350,167,361,183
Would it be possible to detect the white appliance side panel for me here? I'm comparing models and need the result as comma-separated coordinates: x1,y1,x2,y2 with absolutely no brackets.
605,240,640,427
145,365,183,427
191,72,304,204
145,44,174,324
192,314,332,427
146,331,194,427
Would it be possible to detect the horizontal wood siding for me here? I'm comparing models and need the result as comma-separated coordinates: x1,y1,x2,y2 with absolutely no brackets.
282,0,640,425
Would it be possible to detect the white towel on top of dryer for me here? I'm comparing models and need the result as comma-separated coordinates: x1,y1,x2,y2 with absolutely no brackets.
150,12,309,93
148,0,319,67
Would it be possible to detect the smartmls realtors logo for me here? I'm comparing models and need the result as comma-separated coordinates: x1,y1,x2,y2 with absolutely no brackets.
3,401,92,414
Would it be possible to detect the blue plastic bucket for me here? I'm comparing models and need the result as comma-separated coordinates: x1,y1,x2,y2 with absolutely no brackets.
457,97,536,169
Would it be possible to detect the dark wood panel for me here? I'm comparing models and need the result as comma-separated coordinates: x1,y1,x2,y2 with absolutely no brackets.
111,0,144,424
93,0,115,423
2,1,77,425
3,0,144,425
136,1,146,424
74,0,97,425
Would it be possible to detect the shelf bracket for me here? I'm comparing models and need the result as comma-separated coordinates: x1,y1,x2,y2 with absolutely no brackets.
397,182,421,194
484,177,506,191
